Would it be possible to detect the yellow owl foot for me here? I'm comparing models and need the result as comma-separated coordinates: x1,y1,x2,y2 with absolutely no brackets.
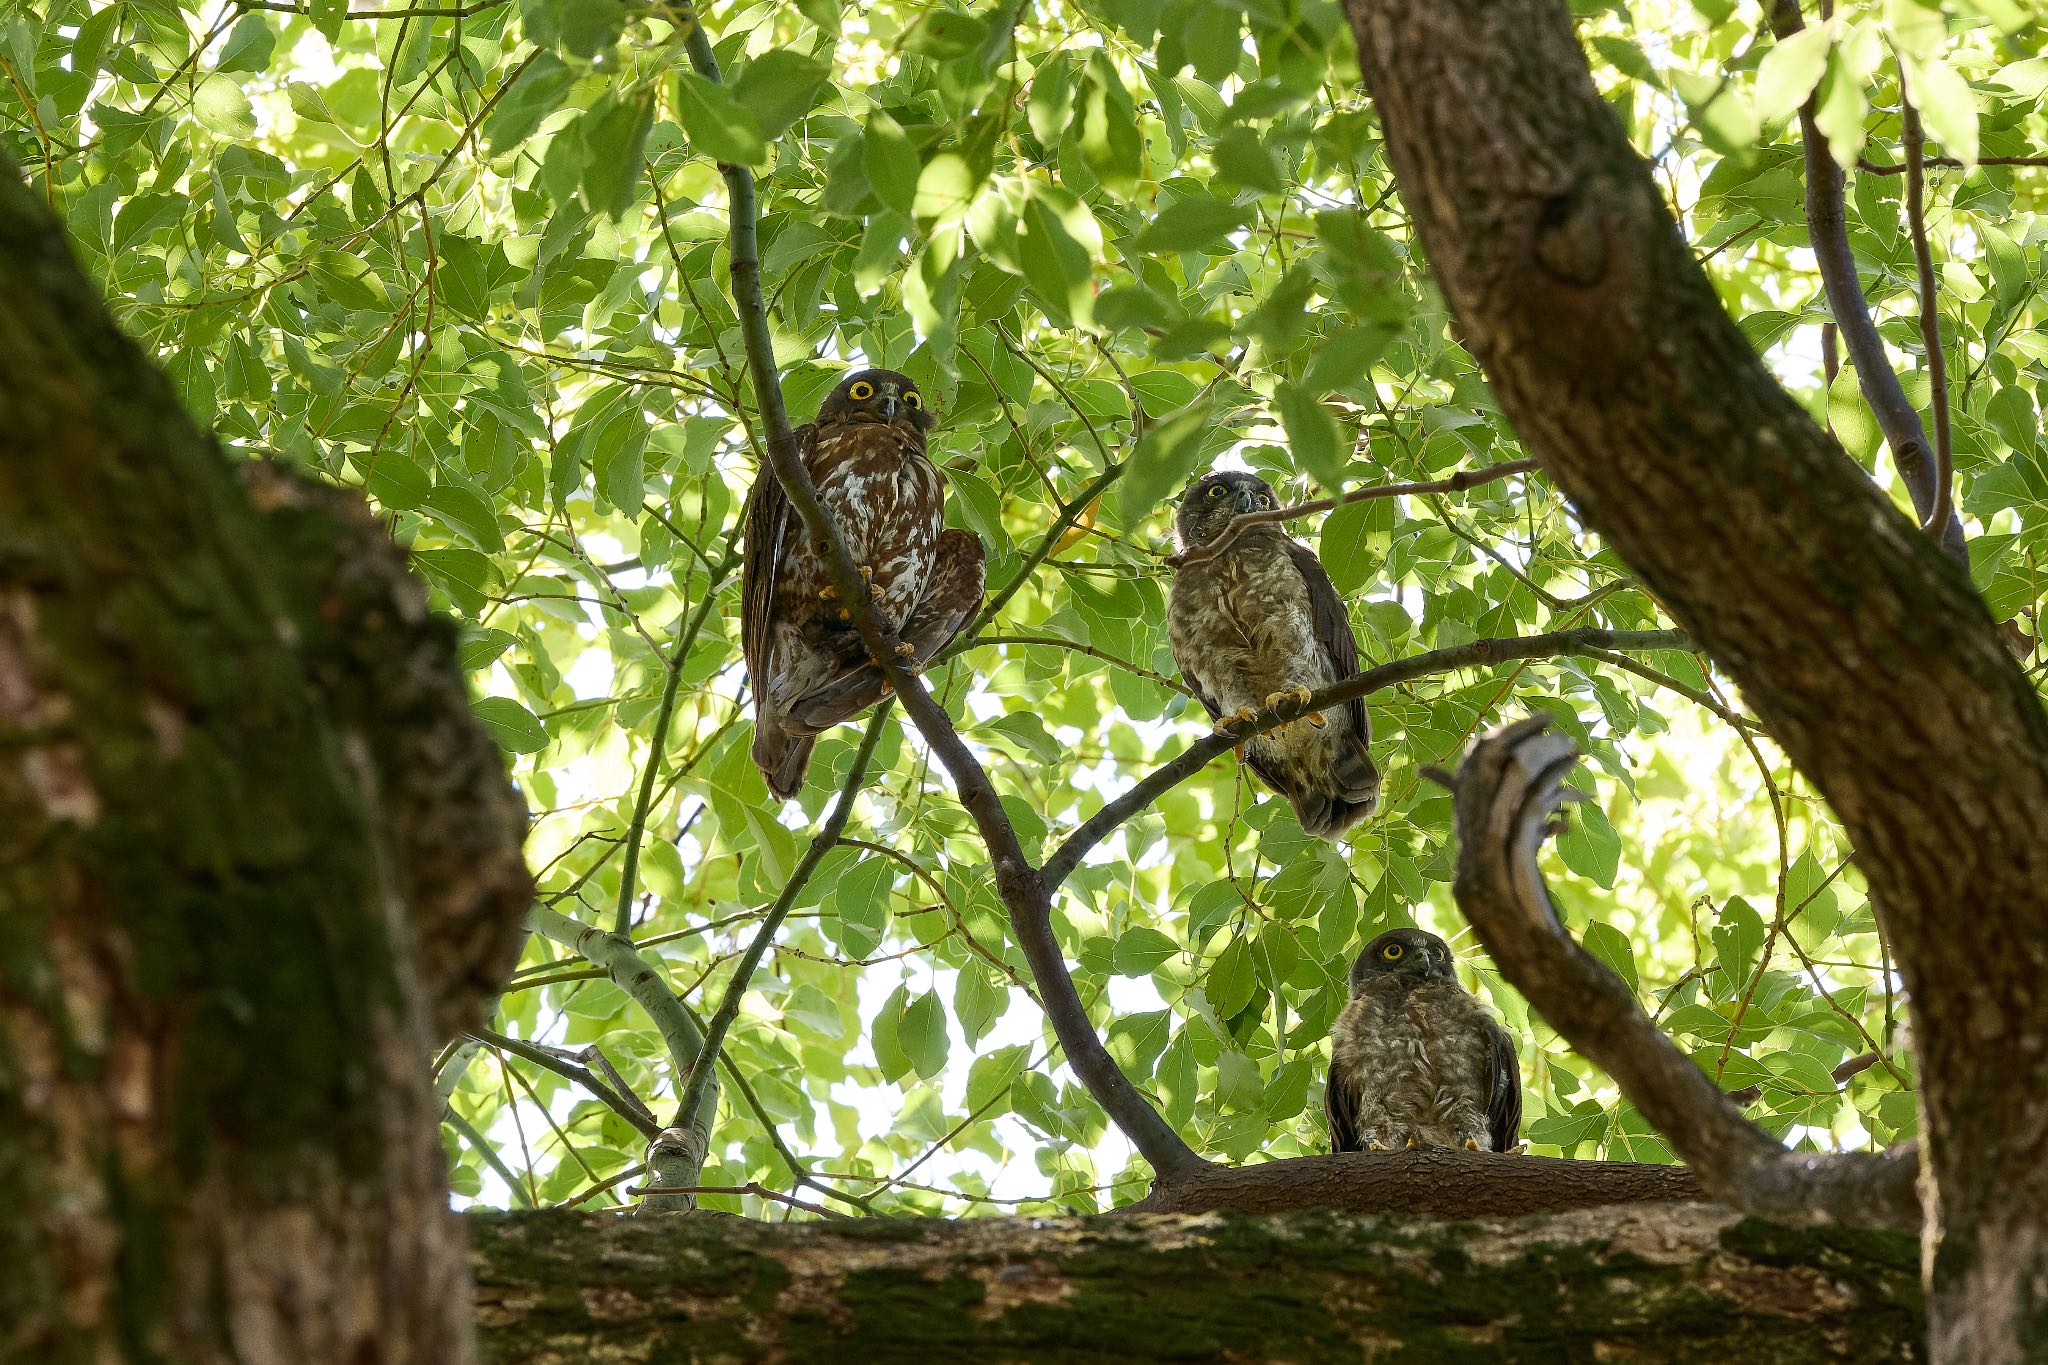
1365,1141,1389,1152
859,564,874,583
818,585,838,600
1404,1136,1422,1150
1464,1138,1482,1151
836,609,851,621
1264,685,1316,712
894,641,918,659
1213,706,1259,734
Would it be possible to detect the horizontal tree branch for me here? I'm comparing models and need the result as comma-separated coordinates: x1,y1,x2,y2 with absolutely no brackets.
1040,627,1691,891
470,1203,1923,1360
1443,715,1920,1230
1724,1050,1880,1109
1172,458,1540,568
1858,154,2048,174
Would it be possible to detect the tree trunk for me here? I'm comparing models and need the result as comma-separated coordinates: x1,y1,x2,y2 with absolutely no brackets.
470,1205,1923,1362
0,159,528,1360
1342,1,2048,1357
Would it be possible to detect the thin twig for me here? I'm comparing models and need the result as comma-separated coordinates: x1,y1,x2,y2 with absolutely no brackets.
672,706,890,1134
1172,459,1539,567
630,1182,849,1219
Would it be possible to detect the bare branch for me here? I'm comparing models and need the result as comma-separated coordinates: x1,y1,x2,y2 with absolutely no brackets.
1900,68,1955,538
1041,627,1691,892
1444,716,1920,1230
1859,154,2048,174
631,1183,851,1220
1172,458,1540,568
467,1028,661,1143
1724,1050,1882,1109
1768,0,1966,565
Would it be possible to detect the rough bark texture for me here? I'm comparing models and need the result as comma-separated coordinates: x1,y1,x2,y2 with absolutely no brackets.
1343,1,2048,1358
1127,1149,1706,1218
0,156,528,1361
470,1204,1924,1362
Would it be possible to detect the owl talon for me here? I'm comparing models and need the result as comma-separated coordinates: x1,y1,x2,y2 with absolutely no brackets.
894,641,918,659
1365,1141,1389,1152
1404,1136,1422,1151
1464,1138,1482,1151
1212,706,1259,734
1306,710,1327,728
859,564,874,584
818,585,839,601
836,608,851,621
1264,685,1316,711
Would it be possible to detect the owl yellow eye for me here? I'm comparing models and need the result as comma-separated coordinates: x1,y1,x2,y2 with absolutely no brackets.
904,391,922,409
1381,943,1404,962
1206,483,1227,499
849,380,875,401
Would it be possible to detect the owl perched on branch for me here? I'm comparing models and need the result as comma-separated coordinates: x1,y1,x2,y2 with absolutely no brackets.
742,369,985,799
1325,928,1522,1154
1167,470,1380,839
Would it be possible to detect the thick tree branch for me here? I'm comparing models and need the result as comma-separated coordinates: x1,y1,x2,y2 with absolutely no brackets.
471,1204,1923,1360
673,706,889,1140
1441,717,1920,1230
1768,0,1967,564
1040,628,1690,891
1172,458,1539,568
675,13,1204,1178
1343,0,2048,1344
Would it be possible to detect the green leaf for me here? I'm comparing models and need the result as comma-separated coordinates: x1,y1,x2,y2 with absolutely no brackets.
1016,187,1096,327
1112,926,1180,976
1076,52,1142,193
578,94,655,218
863,111,922,216
1134,194,1254,253
1115,398,1216,524
193,74,257,141
1904,57,1979,168
899,990,949,1080
732,50,831,139
1318,497,1393,594
1207,937,1257,1019
966,1044,1031,1110
1713,896,1768,987
474,697,549,754
1581,920,1639,993
1211,126,1284,194
1754,26,1830,122
216,15,276,74
830,856,894,958
1275,383,1346,489
1556,795,1621,889
485,51,576,153
673,72,768,167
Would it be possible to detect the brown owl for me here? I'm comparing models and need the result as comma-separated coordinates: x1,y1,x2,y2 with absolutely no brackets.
1167,470,1380,839
1325,928,1522,1153
742,369,985,798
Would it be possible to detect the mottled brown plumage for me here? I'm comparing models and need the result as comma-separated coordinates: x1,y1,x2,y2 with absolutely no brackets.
1167,470,1379,839
743,369,985,798
1325,928,1521,1154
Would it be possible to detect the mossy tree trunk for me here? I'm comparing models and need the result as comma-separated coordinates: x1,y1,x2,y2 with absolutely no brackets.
470,1205,1925,1363
1342,0,2048,1358
0,158,530,1361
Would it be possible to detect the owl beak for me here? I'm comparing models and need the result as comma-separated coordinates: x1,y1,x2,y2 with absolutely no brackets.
878,385,900,421
1235,489,1260,514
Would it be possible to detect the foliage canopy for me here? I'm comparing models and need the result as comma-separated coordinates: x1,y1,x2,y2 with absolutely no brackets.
6,0,2043,1216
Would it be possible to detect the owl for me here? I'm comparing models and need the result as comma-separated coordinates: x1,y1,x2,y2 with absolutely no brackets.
742,368,985,799
1167,470,1380,839
1325,928,1522,1153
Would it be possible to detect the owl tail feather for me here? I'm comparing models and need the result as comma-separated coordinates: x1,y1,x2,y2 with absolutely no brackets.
752,716,816,802
1300,736,1381,842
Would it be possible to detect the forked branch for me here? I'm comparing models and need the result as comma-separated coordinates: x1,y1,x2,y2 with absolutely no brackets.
1441,716,1920,1230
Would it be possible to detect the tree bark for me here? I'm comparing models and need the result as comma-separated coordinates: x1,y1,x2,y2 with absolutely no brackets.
470,1205,1924,1362
1342,1,2048,1357
0,156,528,1361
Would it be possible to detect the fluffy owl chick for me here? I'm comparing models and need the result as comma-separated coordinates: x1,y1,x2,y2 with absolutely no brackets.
1325,928,1522,1153
1167,470,1379,839
743,369,986,798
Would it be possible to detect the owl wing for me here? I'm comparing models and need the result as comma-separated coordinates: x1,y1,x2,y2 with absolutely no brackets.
1485,1015,1523,1152
740,421,818,691
1283,538,1368,741
1324,1052,1361,1154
